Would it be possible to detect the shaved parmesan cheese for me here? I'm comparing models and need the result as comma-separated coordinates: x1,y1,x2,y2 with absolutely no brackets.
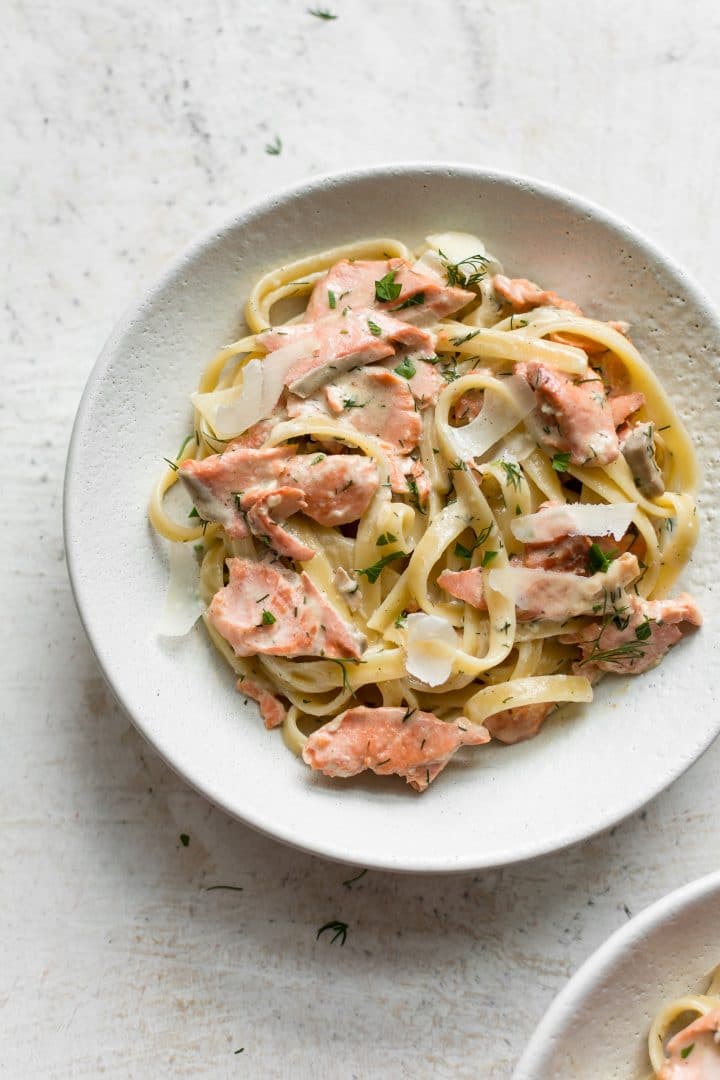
487,553,640,620
158,541,203,637
191,336,314,439
511,502,637,544
405,612,458,687
449,375,536,461
414,232,501,281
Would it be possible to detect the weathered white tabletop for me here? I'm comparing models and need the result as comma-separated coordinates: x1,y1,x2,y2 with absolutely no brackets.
4,2,720,1076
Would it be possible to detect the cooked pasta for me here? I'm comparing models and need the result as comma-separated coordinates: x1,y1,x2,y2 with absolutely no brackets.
648,967,720,1077
150,232,701,791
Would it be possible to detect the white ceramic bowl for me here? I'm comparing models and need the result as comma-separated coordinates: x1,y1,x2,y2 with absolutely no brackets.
514,870,720,1078
65,164,720,873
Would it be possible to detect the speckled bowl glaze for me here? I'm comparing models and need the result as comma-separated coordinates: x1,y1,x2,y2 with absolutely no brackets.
65,164,720,873
514,869,720,1078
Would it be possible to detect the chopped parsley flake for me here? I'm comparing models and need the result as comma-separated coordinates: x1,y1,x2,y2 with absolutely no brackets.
367,318,382,336
588,543,617,574
394,357,416,379
374,270,402,303
357,550,405,584
376,532,398,547
680,1044,695,1060
261,610,276,625
328,288,337,309
551,452,571,472
391,292,424,310
481,550,498,568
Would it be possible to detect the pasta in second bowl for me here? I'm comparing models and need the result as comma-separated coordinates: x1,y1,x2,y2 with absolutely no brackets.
65,165,720,870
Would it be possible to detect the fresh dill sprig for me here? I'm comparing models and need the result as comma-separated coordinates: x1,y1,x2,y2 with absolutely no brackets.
265,135,282,156
439,250,489,287
317,919,348,945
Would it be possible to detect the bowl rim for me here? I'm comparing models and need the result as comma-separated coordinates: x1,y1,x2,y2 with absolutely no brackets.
513,868,720,1077
64,161,720,873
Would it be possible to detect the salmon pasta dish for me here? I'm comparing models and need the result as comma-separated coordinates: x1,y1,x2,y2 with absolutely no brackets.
648,967,720,1078
150,232,701,792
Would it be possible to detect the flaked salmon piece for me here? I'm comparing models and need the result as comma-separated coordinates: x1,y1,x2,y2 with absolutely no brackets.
452,389,484,424
227,417,277,450
493,274,584,315
620,421,664,498
441,554,640,620
179,446,296,539
437,567,485,608
518,360,619,466
489,553,640,620
261,310,435,399
209,557,367,659
180,447,379,551
658,1006,720,1079
244,488,316,562
302,706,489,790
305,257,473,325
523,532,592,574
237,677,287,729
561,592,701,676
405,359,445,410
609,391,644,428
547,331,608,355
289,367,422,454
547,322,629,355
385,455,430,505
485,703,554,744
283,453,379,527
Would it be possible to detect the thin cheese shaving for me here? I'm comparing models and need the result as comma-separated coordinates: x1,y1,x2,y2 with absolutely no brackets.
511,502,637,544
449,375,536,461
158,541,203,637
405,612,458,687
487,554,640,620
414,231,498,281
191,338,312,439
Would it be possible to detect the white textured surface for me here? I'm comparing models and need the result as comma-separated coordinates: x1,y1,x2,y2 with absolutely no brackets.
4,2,720,1077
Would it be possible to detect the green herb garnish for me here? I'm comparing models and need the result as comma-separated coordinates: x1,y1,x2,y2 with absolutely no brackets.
308,6,337,18
180,834,190,847
328,289,337,309
481,550,498,568
453,523,493,560
261,610,276,625
405,475,426,513
391,292,424,310
439,250,489,287
264,135,282,156
342,868,367,888
497,460,523,489
374,270,402,303
680,1045,695,1060
317,919,348,945
394,357,416,379
635,618,652,641
357,550,405,584
451,329,480,347
551,452,571,472
376,532,398,547
367,318,382,337
588,544,617,574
